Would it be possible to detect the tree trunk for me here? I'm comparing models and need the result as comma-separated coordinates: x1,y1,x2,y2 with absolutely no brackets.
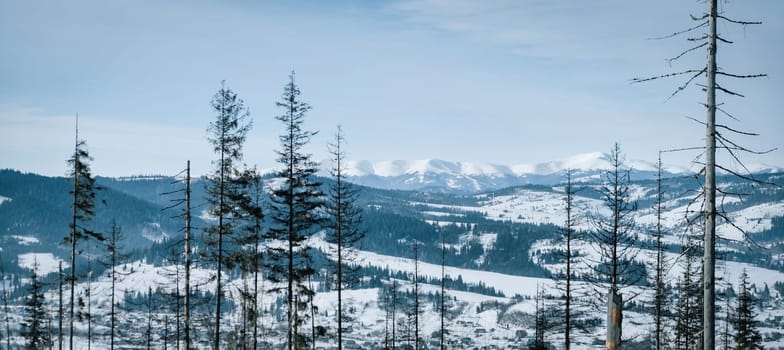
185,160,192,350
606,290,622,350
703,1,718,349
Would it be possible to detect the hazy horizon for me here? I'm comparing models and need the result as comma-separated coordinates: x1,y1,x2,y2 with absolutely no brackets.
2,1,782,177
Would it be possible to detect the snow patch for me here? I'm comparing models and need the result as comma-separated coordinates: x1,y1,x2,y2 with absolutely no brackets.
11,235,39,245
18,253,67,275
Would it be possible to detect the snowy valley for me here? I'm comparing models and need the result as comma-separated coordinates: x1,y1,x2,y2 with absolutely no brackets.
1,165,783,349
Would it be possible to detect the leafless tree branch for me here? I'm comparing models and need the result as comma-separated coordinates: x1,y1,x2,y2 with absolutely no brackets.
631,69,705,84
716,72,767,79
668,42,708,65
648,21,708,40
717,16,761,25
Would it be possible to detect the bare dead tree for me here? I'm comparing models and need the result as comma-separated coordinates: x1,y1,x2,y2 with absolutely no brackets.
633,2,772,347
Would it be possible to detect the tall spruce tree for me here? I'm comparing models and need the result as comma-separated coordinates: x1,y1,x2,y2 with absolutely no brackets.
556,169,580,350
266,72,324,350
733,270,762,350
587,143,642,349
205,82,252,349
66,119,103,350
22,262,51,350
325,126,365,350
651,155,670,350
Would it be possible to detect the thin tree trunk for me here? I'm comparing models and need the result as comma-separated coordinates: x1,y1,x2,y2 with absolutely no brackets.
392,281,397,350
413,243,419,350
564,170,573,350
184,160,192,350
440,236,446,350
164,315,169,350
287,100,296,350
215,122,226,350
253,230,259,350
654,156,665,350
704,1,718,349
69,129,79,350
1,251,11,350
87,260,92,350
310,276,316,350
59,261,63,350
111,241,116,350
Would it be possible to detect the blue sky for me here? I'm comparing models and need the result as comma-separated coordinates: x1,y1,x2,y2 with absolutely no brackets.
1,0,782,176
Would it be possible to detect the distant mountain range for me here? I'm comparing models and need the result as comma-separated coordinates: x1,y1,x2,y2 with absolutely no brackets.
336,152,782,193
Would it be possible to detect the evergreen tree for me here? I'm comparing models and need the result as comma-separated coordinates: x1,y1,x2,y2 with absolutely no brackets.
555,169,580,350
674,234,702,350
325,126,365,350
721,291,733,350
234,169,264,350
733,270,762,350
529,286,548,350
66,119,104,350
651,155,670,350
266,72,324,350
22,262,51,350
102,221,128,350
204,81,252,349
587,143,642,348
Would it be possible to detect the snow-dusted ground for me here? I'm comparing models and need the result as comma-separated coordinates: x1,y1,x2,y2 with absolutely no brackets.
4,180,782,348
17,252,67,275
411,184,784,247
412,187,609,232
12,235,783,349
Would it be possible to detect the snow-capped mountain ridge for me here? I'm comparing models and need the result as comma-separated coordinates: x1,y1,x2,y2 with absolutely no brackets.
344,152,669,178
341,153,782,193
341,152,690,192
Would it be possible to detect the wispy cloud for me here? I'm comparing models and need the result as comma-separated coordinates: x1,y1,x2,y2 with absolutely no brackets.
0,106,217,176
